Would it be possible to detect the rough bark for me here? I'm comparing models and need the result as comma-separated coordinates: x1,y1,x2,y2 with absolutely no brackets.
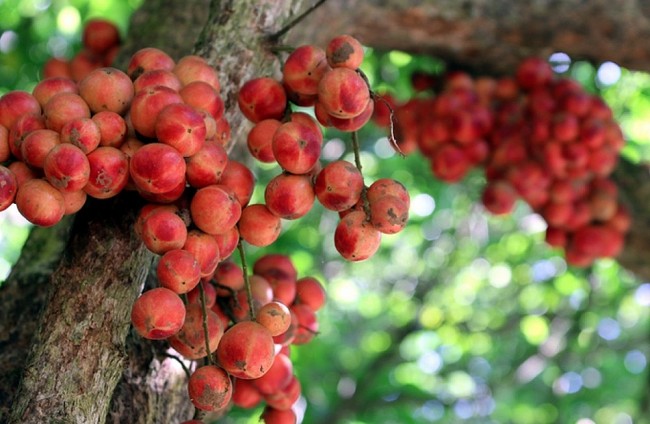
290,0,650,76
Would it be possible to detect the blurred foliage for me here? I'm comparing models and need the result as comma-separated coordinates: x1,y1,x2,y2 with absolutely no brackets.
2,2,650,424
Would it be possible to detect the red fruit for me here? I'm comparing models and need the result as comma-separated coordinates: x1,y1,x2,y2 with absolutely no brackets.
516,57,553,90
545,227,567,248
43,57,72,79
265,173,315,219
60,117,101,154
184,230,221,278
216,321,275,379
186,280,217,308
43,92,90,133
314,160,364,211
92,111,127,148
254,254,297,282
21,129,61,169
78,67,134,115
69,50,103,82
140,209,188,254
60,189,87,215
256,301,292,337
32,77,78,108
369,194,409,234
213,226,240,261
232,379,262,409
295,277,326,311
173,55,220,90
129,85,183,138
84,146,129,199
328,99,374,132
82,19,120,54
261,407,297,424
169,303,224,360
247,119,281,163
264,376,301,411
213,261,244,295
130,287,185,339
238,77,287,123
44,144,90,192
318,67,369,118
133,69,182,93
130,143,186,194
155,103,206,157
0,124,8,162
0,91,41,130
187,365,232,412
179,81,224,119
15,179,65,227
0,165,18,212
238,204,282,247
272,121,322,174
367,178,410,208
219,160,255,207
430,144,471,183
127,47,175,80
572,224,624,258
157,249,201,294
185,141,228,188
283,45,330,96
253,353,293,395
291,303,319,345
481,181,517,215
334,210,381,261
190,184,241,235
326,34,364,69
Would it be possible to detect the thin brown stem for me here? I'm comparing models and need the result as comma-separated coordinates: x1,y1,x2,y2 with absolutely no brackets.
267,0,329,43
237,239,256,321
198,282,213,366
351,131,372,220
161,353,192,380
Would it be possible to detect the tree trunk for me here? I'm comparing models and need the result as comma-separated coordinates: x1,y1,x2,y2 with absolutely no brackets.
2,0,650,422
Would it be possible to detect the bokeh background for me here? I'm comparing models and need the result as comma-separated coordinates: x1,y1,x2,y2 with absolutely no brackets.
2,1,650,423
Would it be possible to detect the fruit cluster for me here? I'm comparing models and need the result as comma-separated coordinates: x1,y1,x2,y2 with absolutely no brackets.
133,253,326,423
237,34,410,262
376,57,630,267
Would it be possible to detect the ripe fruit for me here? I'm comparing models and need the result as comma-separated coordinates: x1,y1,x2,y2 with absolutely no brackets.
157,249,201,294
314,160,364,211
238,204,282,247
264,173,315,220
318,67,369,119
0,165,18,212
15,179,65,227
216,320,275,379
78,67,134,115
130,287,185,340
84,146,129,199
129,143,186,194
187,365,232,412
326,34,364,69
190,184,242,235
334,210,381,261
43,144,91,192
169,303,224,360
238,77,287,123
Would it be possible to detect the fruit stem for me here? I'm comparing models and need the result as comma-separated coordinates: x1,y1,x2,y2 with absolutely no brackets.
237,239,256,321
162,353,191,379
198,281,213,366
267,0,329,43
352,131,372,220
372,92,404,157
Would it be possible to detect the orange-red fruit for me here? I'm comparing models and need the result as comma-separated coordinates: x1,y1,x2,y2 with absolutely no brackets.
169,303,224,360
283,45,330,96
140,208,188,254
219,160,255,207
214,226,240,261
264,375,301,411
247,119,281,163
261,407,297,424
326,34,364,69
481,181,517,215
572,224,624,259
318,67,369,118
238,77,287,123
253,353,293,395
9,113,45,160
334,210,381,261
187,365,232,412
133,69,182,93
84,146,130,199
216,320,275,379
257,301,292,337
265,173,315,220
295,277,326,311
0,91,41,130
44,144,90,192
78,67,134,115
291,303,319,344
238,203,282,247
369,195,409,234
186,280,217,308
83,19,120,54
15,179,65,227
43,57,72,79
367,178,410,208
60,189,87,215
155,103,206,157
92,111,127,148
213,260,244,295
516,57,553,90
190,184,242,235
0,125,8,162
43,92,91,133
431,144,471,183
0,166,17,212
157,249,201,294
232,378,263,409
183,230,221,278
129,85,182,138
179,81,224,119
314,160,364,211
173,55,220,91
127,47,175,80
272,121,322,174
130,287,185,339
129,143,186,194
32,77,78,108
253,254,297,281
60,117,101,154
21,129,61,168
185,141,228,188
328,98,374,132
